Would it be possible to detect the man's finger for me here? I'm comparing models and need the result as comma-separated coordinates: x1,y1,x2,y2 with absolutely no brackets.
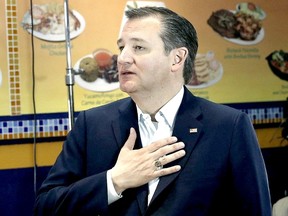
148,137,178,153
123,127,137,150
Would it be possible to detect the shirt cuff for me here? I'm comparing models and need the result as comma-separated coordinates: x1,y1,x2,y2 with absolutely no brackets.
107,169,123,204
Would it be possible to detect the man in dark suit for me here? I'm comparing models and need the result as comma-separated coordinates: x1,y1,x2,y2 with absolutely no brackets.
35,7,271,216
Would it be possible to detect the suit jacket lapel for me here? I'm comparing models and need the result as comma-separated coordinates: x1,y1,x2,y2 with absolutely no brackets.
111,98,148,215
111,98,141,149
149,88,203,205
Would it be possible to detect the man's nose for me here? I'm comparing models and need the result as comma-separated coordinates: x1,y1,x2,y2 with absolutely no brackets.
117,48,133,65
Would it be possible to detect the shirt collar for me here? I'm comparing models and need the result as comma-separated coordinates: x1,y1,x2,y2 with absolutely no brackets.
137,86,184,128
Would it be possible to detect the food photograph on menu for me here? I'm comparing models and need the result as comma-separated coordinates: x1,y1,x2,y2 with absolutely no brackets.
186,51,223,89
266,50,288,81
74,49,119,92
21,2,85,41
207,2,265,45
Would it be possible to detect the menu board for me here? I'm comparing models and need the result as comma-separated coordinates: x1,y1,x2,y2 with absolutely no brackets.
0,0,288,141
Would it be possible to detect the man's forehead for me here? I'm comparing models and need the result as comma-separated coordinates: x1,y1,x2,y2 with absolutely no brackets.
118,18,162,43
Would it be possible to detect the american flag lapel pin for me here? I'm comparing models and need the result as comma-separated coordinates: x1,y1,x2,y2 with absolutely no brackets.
189,128,198,133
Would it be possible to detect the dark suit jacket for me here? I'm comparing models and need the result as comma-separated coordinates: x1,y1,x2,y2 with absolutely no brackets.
34,87,271,216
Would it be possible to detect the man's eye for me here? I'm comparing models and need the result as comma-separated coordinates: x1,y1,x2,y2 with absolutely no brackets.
134,46,144,51
118,46,124,52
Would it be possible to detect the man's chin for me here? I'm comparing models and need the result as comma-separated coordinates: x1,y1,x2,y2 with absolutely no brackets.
119,82,136,94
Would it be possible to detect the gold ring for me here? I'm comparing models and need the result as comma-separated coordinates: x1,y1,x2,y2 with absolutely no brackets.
154,159,163,170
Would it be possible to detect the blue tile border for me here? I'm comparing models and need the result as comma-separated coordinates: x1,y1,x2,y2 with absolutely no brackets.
227,101,286,126
0,112,79,144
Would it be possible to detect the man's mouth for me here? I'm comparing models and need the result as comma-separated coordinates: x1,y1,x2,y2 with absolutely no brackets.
120,71,135,75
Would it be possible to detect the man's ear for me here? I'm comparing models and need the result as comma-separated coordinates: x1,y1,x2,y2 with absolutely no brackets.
171,47,188,71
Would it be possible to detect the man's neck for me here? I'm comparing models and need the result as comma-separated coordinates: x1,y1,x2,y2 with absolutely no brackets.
131,85,183,116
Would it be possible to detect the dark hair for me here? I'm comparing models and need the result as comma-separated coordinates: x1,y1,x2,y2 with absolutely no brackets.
125,7,198,84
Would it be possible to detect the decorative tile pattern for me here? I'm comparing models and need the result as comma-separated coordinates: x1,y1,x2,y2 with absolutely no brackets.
6,0,21,115
246,107,284,125
0,114,70,141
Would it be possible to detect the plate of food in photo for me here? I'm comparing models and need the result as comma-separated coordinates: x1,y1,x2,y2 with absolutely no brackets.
21,3,85,41
266,50,288,81
74,49,119,92
186,51,223,89
207,2,265,45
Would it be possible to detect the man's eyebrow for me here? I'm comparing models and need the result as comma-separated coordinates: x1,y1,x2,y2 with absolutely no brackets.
117,38,147,45
117,38,123,45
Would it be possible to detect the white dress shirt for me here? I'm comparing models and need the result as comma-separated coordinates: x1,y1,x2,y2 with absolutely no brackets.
107,87,184,205
273,196,288,216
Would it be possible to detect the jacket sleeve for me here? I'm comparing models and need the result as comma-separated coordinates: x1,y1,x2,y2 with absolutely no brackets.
229,112,272,216
34,111,110,216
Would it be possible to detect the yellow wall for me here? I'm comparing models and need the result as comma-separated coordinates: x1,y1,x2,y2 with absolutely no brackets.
0,127,287,170
0,141,62,170
256,127,288,148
